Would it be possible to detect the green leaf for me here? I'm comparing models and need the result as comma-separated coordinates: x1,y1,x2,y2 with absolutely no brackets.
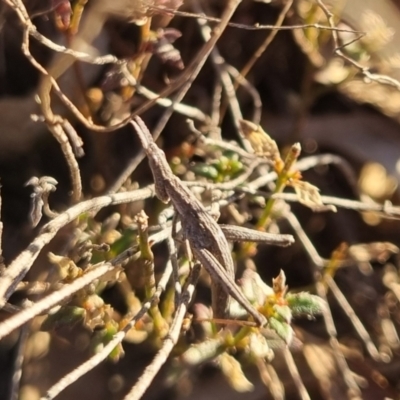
240,269,273,305
191,164,219,180
273,304,292,323
286,293,325,317
214,155,243,178
193,303,215,336
92,320,124,361
292,180,336,212
181,338,224,366
106,229,137,259
219,353,254,392
247,332,274,360
41,306,85,331
269,317,293,344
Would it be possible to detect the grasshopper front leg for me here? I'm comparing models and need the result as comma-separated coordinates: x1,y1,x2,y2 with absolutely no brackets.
220,225,294,246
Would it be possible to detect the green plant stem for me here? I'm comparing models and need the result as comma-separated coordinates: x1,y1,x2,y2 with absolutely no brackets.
232,326,253,346
242,143,301,257
259,143,301,230
256,175,287,230
136,211,169,337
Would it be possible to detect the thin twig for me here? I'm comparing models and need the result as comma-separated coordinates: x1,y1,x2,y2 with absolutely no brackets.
118,64,209,123
313,278,362,396
0,224,172,340
218,0,292,122
9,323,29,400
5,3,83,201
325,274,381,361
47,123,82,202
242,0,293,76
4,0,120,64
187,119,256,160
240,0,294,82
210,79,223,130
285,211,325,268
1,0,209,140
150,0,243,140
243,153,361,195
284,206,362,395
282,347,311,400
273,193,400,219
158,6,362,34
159,209,182,308
296,154,359,193
123,263,201,400
19,3,362,63
0,186,155,308
317,0,400,91
4,0,365,139
42,261,173,400
133,84,209,124
0,263,115,340
225,64,262,125
194,0,252,152
108,0,243,193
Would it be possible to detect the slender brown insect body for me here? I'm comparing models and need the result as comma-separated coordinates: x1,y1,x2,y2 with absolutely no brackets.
131,117,267,326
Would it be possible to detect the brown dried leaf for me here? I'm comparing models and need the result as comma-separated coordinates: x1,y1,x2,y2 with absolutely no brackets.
272,270,287,296
52,0,72,31
349,242,399,264
292,180,336,212
48,252,81,280
219,353,254,392
148,28,184,69
240,269,274,306
248,332,274,360
239,119,280,161
360,10,394,53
